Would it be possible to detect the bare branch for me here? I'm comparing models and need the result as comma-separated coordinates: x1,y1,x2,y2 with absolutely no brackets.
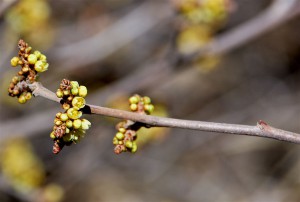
30,82,300,144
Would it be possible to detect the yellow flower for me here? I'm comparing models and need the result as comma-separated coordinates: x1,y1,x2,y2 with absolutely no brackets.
71,96,86,110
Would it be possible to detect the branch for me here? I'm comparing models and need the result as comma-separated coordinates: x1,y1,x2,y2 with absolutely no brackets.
183,0,300,61
0,0,18,18
29,82,300,144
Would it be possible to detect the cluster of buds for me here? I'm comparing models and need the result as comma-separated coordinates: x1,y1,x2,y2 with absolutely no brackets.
8,39,49,104
173,0,233,27
113,95,154,154
50,79,91,154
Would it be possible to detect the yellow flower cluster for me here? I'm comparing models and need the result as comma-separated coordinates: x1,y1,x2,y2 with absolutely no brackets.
1,138,45,193
174,0,233,70
8,39,49,104
113,95,154,154
5,0,52,47
176,0,230,27
51,79,91,154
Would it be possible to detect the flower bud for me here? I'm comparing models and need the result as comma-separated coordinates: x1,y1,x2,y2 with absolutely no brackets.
56,89,63,98
63,90,70,96
34,51,41,59
130,104,138,111
131,142,138,153
34,60,48,72
143,96,151,104
18,95,27,104
66,120,73,128
60,113,68,122
56,112,62,118
144,104,154,114
70,81,79,89
71,87,79,96
125,141,133,149
62,103,70,110
28,54,37,64
10,57,19,67
12,76,19,84
50,132,56,139
72,96,86,110
129,95,139,104
113,137,119,145
40,54,47,61
116,132,124,140
118,127,126,133
81,119,91,130
67,108,82,120
55,120,62,126
25,92,32,100
78,86,88,97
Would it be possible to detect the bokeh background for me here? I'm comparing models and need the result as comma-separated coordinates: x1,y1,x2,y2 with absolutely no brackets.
0,0,300,201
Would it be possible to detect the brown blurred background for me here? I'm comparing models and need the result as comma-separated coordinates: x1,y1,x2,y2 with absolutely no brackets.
0,0,300,201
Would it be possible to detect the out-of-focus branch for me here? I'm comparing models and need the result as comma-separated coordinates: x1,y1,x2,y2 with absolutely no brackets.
27,82,300,144
51,1,174,70
184,0,300,61
0,0,18,18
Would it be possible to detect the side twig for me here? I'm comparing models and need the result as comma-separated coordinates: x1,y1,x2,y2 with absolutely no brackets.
29,82,300,144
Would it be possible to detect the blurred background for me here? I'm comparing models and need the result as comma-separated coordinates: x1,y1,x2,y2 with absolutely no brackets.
0,0,300,201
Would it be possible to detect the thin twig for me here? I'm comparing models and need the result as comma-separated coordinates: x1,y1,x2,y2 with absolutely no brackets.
29,82,300,144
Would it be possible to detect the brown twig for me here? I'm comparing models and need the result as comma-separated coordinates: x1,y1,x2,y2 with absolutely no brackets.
28,82,300,144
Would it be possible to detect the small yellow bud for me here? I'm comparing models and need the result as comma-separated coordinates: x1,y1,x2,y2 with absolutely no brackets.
67,108,82,120
12,76,19,84
81,119,91,130
62,103,70,110
18,95,27,104
143,96,151,104
25,92,32,100
28,54,37,64
50,132,56,139
131,142,138,153
34,60,48,72
66,120,73,128
73,119,82,129
71,87,79,96
125,141,133,149
70,81,79,89
34,51,41,59
118,127,126,133
40,54,47,61
55,120,62,126
144,104,154,114
129,95,139,104
63,90,70,96
130,104,138,111
56,112,62,118
10,57,19,67
56,89,63,98
78,86,88,97
25,47,32,53
116,132,124,140
60,113,68,122
65,128,70,134
72,96,86,110
113,137,119,145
